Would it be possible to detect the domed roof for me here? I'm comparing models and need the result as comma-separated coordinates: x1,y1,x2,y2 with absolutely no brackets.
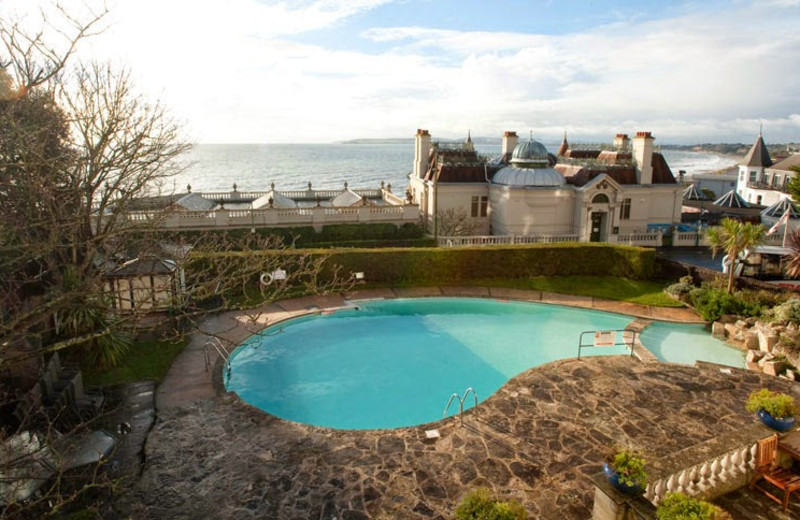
492,165,566,188
511,138,549,166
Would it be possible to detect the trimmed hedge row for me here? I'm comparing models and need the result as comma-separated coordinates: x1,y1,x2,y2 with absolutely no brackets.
189,243,655,289
322,243,654,283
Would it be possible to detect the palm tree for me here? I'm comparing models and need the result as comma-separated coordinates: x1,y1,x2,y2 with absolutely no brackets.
706,218,765,293
784,229,800,279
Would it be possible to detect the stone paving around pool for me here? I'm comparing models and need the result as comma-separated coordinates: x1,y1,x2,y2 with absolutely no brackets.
117,289,800,519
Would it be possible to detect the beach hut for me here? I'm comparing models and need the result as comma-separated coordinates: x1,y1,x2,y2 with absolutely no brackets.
713,189,750,208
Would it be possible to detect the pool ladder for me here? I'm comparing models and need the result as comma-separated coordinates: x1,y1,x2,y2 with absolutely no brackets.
442,387,478,425
204,337,232,377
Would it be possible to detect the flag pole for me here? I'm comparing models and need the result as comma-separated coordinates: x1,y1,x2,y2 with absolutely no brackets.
784,213,790,247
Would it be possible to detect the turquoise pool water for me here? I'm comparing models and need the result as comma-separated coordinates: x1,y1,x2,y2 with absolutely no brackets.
225,298,743,429
640,321,746,368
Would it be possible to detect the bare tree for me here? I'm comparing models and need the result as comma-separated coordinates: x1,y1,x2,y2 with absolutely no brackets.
0,5,354,517
436,206,480,236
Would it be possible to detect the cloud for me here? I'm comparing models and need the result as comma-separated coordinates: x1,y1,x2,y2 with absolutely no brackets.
4,0,799,143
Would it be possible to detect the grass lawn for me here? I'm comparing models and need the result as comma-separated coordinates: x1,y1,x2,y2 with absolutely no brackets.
83,337,189,388
382,276,681,307
482,276,682,307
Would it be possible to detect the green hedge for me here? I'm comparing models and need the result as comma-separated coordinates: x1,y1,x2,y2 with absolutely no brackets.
322,243,654,283
189,243,655,290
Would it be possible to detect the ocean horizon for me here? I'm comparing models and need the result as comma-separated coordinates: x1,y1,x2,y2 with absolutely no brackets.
170,143,739,195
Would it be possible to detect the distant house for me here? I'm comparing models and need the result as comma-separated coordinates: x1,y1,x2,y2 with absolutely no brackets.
737,133,800,206
408,129,682,241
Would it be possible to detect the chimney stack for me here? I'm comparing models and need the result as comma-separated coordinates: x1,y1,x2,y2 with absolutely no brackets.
613,133,630,150
502,131,518,158
633,131,654,184
414,129,431,178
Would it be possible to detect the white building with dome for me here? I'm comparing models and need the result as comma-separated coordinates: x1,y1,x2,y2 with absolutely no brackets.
408,129,683,242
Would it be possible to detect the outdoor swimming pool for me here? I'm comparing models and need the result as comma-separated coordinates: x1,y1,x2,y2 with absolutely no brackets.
225,298,744,429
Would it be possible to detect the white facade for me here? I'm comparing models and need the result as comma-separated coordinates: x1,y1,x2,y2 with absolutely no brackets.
736,133,799,207
409,129,683,242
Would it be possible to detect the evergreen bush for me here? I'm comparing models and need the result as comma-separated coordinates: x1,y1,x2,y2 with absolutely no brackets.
688,284,763,322
656,492,726,520
768,298,800,324
454,488,527,520
746,388,796,419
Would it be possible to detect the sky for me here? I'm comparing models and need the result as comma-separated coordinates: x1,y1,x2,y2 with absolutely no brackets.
4,0,800,144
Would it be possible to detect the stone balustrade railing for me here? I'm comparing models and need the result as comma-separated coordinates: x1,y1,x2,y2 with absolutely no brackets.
123,204,419,231
437,234,580,247
196,189,384,201
610,232,662,247
672,232,710,247
644,440,757,506
592,423,774,520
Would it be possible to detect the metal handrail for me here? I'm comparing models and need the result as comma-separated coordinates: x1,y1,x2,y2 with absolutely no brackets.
442,393,460,419
204,337,232,377
442,387,480,425
461,387,478,416
577,329,637,359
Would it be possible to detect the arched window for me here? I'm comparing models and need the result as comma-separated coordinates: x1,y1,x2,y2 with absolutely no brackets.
592,193,610,204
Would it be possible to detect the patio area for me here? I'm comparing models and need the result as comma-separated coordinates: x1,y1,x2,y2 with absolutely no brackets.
115,290,800,519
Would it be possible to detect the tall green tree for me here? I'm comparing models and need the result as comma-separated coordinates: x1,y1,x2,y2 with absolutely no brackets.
706,218,765,293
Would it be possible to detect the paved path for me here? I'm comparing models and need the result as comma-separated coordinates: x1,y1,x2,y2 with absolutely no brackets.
122,357,799,519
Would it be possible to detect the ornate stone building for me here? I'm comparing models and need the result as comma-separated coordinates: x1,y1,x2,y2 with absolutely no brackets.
409,129,683,241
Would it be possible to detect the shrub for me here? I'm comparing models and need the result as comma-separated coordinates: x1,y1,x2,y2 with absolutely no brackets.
609,449,647,488
656,492,726,520
688,285,763,322
768,298,800,324
454,488,527,520
746,388,796,419
664,282,693,300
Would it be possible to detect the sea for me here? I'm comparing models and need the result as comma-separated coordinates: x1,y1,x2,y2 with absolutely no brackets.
169,143,739,194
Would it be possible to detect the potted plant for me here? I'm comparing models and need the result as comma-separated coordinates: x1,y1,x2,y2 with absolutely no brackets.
603,448,647,494
746,388,797,432
656,492,731,520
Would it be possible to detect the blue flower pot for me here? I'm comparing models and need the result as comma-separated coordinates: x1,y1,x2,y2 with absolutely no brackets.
757,409,796,432
603,463,643,494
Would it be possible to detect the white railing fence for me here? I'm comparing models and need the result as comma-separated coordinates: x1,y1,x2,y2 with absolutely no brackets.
610,232,662,247
437,234,580,247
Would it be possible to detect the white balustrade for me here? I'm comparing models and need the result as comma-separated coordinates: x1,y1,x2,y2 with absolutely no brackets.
644,442,758,506
610,232,662,247
438,234,580,247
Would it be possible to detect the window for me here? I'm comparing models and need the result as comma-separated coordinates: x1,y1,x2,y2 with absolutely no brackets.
757,195,762,205
750,171,757,184
471,196,488,217
772,174,780,188
619,198,631,220
592,193,610,204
